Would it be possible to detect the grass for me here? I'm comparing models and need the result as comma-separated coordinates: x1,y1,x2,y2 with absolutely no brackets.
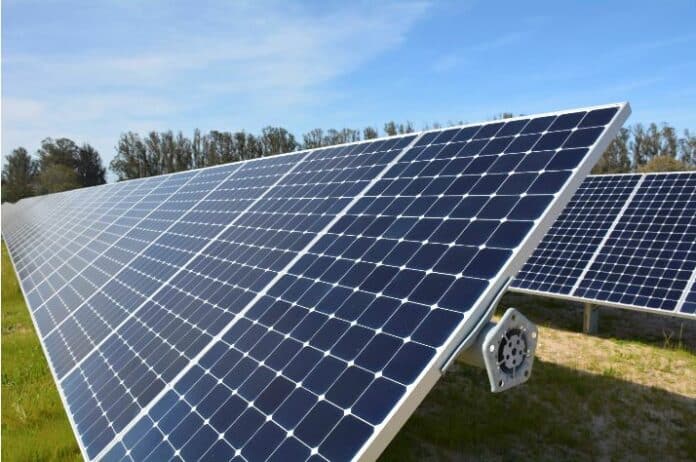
2,241,695,461
381,293,696,461
1,241,81,461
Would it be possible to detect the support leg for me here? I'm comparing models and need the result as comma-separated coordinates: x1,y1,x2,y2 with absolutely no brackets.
583,302,599,334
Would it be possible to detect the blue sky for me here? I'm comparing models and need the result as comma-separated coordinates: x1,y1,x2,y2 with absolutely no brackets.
3,0,696,180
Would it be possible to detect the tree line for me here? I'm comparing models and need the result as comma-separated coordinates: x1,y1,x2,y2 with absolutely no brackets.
2,119,694,203
595,123,695,174
108,122,417,181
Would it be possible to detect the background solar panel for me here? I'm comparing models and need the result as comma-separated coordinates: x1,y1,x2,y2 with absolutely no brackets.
2,104,628,461
513,174,641,295
682,281,696,314
512,172,696,319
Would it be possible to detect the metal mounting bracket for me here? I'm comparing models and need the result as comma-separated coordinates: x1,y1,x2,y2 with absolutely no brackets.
458,308,538,392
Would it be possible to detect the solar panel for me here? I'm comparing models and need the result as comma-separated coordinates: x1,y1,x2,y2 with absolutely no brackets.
512,172,696,319
2,103,629,461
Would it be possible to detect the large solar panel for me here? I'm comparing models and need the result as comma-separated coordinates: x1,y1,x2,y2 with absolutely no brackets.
512,172,696,319
2,103,629,461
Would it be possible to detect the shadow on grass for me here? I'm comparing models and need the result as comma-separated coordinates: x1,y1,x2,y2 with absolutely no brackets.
499,292,696,352
381,356,695,461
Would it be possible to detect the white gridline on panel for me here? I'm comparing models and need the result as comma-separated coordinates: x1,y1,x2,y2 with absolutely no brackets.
30,176,189,323
20,186,149,304
677,264,696,313
567,174,645,294
19,180,163,294
13,189,117,308
44,155,309,348
15,185,134,303
510,171,696,320
107,144,428,460
52,159,296,382
480,176,631,293
576,173,696,310
29,179,190,338
39,170,228,342
55,155,309,456
93,135,421,460
15,184,123,264
4,168,222,461
7,190,87,276
15,184,122,272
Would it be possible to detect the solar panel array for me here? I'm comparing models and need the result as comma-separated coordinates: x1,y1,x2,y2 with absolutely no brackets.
512,171,696,319
2,103,628,462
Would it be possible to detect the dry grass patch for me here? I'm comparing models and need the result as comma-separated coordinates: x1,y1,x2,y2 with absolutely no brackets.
382,294,696,461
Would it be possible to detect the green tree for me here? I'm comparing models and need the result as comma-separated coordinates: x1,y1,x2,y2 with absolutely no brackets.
303,129,325,149
383,121,414,136
36,137,106,189
241,133,262,160
630,123,648,167
637,155,692,173
37,164,80,194
678,129,696,167
323,128,360,146
661,125,678,158
191,129,205,169
2,147,37,203
77,144,106,186
111,132,155,180
37,137,79,172
592,128,631,174
363,126,379,140
259,126,297,156
144,131,164,174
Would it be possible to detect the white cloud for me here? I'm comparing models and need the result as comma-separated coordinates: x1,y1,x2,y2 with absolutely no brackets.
2,1,430,177
2,97,47,121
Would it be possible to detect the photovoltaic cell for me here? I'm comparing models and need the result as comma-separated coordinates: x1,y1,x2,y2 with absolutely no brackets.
512,172,696,319
63,138,413,459
512,174,641,295
2,103,628,461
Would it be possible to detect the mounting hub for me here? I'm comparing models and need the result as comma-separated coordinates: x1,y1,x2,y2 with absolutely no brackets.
458,308,538,392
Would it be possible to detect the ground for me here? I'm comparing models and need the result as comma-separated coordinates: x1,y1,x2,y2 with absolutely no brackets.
382,293,696,461
1,242,82,461
2,242,695,461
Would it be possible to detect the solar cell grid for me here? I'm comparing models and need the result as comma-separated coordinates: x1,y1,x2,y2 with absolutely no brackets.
512,174,641,294
2,103,629,462
6,190,81,275
575,172,696,311
13,193,111,309
22,181,153,299
512,171,696,319
22,189,123,288
60,138,414,459
40,167,235,378
27,175,184,335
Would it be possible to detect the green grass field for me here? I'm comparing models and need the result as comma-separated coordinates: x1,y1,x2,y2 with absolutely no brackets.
2,242,81,461
2,240,695,461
